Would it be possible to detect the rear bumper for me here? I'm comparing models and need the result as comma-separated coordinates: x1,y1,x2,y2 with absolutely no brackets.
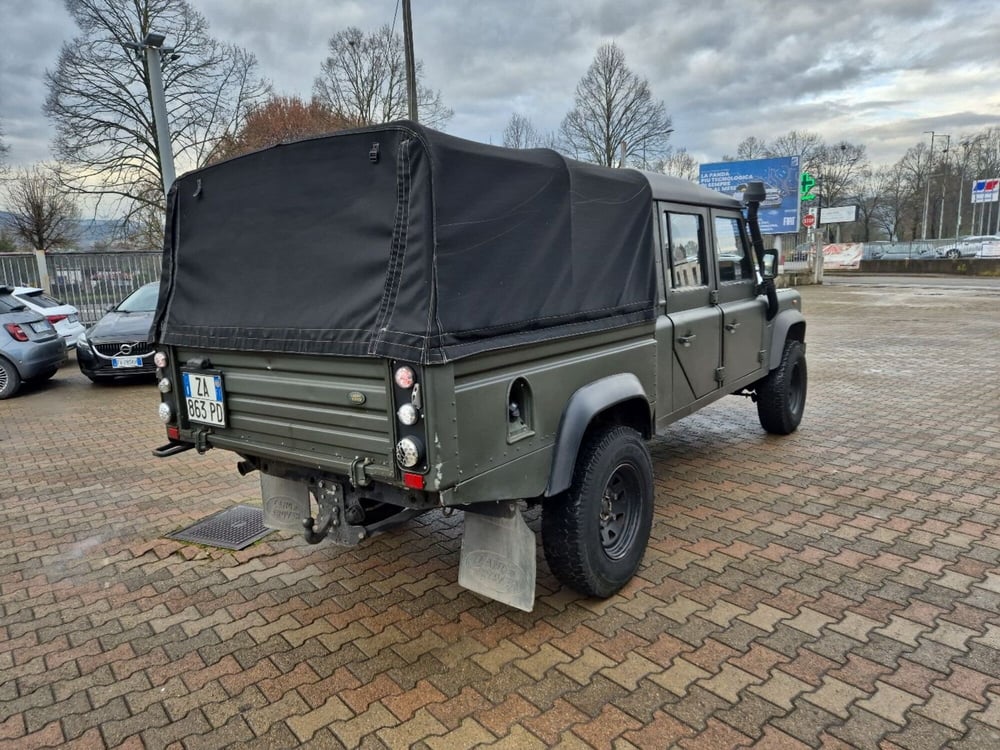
16,339,68,378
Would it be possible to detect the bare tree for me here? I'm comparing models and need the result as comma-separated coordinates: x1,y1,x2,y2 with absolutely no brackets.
654,147,699,181
812,142,867,207
731,136,768,160
768,130,825,172
502,113,540,149
559,43,673,168
313,25,452,128
3,166,80,252
44,0,269,223
207,95,355,164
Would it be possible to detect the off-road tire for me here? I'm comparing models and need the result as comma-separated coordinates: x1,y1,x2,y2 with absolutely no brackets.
0,357,23,399
542,426,654,598
756,339,807,434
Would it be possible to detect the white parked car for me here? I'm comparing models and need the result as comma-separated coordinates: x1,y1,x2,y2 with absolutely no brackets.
11,286,86,349
939,235,1000,259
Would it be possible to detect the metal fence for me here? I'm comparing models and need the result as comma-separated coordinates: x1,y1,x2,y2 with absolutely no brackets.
0,254,40,288
1,251,162,325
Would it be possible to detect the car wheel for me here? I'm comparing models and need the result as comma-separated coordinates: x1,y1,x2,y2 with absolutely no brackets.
946,249,960,259
542,425,654,598
0,356,23,399
755,339,807,435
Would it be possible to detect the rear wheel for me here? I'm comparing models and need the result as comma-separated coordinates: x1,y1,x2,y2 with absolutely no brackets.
0,357,22,399
542,426,654,598
756,339,807,434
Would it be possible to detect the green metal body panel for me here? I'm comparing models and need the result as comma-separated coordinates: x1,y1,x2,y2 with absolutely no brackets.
173,349,396,480
166,288,802,507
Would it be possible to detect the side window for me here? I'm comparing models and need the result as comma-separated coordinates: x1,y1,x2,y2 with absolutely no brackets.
714,216,752,283
664,212,706,289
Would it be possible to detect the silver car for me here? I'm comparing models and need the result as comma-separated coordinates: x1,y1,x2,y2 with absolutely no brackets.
939,235,1000,259
0,285,68,398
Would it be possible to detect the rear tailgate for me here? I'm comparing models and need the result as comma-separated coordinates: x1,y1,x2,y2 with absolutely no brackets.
174,349,396,480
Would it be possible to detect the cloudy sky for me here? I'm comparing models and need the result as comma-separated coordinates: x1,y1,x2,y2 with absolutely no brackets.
2,0,999,180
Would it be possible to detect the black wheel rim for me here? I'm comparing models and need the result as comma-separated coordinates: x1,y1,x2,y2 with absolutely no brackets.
599,462,643,560
788,360,805,417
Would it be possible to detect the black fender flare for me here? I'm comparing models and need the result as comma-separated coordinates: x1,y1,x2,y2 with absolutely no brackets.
544,373,650,497
769,310,806,371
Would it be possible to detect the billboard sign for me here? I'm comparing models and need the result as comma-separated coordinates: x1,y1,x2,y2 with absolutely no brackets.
971,179,999,203
699,156,800,234
821,205,857,224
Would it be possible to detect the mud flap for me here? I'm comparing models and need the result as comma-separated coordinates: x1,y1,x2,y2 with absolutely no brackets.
261,475,311,532
458,502,536,612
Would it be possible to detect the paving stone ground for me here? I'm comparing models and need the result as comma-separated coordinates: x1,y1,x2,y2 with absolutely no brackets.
1,281,999,749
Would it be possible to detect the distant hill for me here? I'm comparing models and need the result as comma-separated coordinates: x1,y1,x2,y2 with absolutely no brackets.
0,211,120,251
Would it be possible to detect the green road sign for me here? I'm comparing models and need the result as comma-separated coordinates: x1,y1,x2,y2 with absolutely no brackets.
800,172,816,201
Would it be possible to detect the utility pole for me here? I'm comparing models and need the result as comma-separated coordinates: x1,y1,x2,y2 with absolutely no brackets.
402,0,418,122
937,134,950,239
921,131,936,240
125,32,176,197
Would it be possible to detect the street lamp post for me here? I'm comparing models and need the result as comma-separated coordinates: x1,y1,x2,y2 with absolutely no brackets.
921,131,942,241
937,134,950,240
955,136,981,239
401,0,418,122
124,32,176,197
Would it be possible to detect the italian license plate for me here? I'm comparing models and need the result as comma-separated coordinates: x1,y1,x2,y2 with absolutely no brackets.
182,370,227,427
30,321,52,334
112,356,142,368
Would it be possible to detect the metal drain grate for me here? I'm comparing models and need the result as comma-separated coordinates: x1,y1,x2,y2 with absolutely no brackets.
168,505,273,550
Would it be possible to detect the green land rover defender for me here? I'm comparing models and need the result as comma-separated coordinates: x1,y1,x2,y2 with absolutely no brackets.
151,121,806,611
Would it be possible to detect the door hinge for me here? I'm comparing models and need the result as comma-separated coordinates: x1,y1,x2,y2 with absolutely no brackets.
710,290,719,304
758,349,766,363
714,366,725,383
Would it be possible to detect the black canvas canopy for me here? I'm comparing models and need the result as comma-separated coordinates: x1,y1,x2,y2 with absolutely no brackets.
153,121,656,364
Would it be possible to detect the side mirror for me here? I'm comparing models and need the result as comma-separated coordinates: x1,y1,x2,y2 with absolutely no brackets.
761,251,778,279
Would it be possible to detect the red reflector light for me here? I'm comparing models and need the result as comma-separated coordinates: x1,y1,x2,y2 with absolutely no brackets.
3,323,28,342
403,472,425,489
166,426,180,440
46,314,68,324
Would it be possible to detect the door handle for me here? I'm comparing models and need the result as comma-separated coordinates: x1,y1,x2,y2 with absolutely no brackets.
678,333,696,346
725,321,741,333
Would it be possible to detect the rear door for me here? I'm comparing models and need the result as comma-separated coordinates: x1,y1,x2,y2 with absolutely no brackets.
662,205,722,407
712,212,766,384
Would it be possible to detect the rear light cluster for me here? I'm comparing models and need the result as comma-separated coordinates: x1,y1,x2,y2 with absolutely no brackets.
3,323,29,342
155,350,175,425
392,365,426,480
46,315,68,324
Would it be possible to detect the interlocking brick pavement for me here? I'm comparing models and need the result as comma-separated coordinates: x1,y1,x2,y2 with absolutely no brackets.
1,280,999,748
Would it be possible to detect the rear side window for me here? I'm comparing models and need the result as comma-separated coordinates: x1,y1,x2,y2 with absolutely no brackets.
713,216,752,282
664,212,706,289
0,295,26,312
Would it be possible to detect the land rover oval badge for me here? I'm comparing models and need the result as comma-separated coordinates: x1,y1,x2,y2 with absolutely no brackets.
348,391,366,405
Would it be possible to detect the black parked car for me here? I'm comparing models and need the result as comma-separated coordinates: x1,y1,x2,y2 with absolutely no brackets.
77,282,159,382
0,285,67,399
